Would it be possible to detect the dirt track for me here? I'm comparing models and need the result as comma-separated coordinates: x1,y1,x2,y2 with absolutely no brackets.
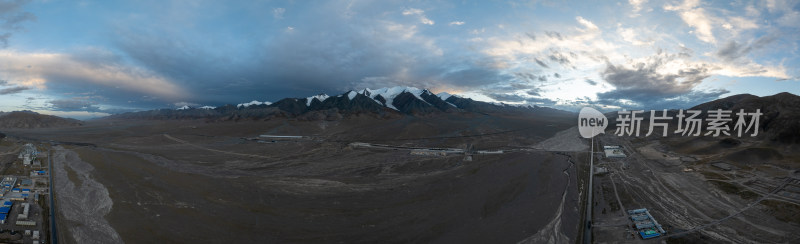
592,134,800,243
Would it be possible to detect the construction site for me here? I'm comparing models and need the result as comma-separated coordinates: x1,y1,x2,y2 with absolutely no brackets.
590,133,800,243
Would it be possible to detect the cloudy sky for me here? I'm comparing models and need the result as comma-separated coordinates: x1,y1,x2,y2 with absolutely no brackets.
0,0,798,119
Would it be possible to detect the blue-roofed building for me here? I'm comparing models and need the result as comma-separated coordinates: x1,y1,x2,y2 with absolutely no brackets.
639,229,661,239
0,206,10,214
628,208,666,239
3,201,11,206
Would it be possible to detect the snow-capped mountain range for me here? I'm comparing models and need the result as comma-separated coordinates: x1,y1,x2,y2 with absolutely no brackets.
264,86,465,115
109,86,571,120
185,86,464,113
237,100,272,108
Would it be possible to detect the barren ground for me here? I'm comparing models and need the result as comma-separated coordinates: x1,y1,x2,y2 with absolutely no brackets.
5,115,583,243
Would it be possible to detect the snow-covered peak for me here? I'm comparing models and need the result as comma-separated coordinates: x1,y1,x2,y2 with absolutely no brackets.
437,92,452,101
306,94,330,106
177,105,216,110
360,86,432,110
436,92,459,107
237,100,271,108
346,91,358,100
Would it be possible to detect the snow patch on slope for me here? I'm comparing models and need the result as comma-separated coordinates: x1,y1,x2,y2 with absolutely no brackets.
361,86,432,110
237,100,272,108
306,94,330,106
177,105,217,110
437,92,458,108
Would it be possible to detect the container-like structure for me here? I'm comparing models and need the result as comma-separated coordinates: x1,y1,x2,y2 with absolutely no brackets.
628,208,666,239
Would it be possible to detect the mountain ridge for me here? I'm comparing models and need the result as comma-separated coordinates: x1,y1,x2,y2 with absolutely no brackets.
0,111,83,129
103,86,574,121
689,92,800,143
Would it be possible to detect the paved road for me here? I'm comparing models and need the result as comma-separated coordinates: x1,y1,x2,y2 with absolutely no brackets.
582,136,594,244
49,149,58,244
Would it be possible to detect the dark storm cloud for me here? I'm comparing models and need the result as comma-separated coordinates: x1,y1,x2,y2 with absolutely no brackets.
601,60,711,96
439,68,512,88
534,58,549,68
584,79,597,85
526,88,542,96
596,88,729,109
487,93,527,102
0,85,29,95
484,80,553,105
596,52,722,109
48,99,102,112
486,92,554,105
716,35,777,62
524,96,555,105
104,0,508,109
486,89,554,105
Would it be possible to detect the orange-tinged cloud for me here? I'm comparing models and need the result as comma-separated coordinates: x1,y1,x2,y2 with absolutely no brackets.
0,50,187,99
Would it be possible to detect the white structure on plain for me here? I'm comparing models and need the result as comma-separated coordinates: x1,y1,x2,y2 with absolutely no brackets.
18,203,29,220
603,146,627,158
18,143,37,165
259,135,304,139
15,220,35,226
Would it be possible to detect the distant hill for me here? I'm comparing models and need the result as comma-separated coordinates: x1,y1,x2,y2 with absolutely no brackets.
0,111,83,129
102,86,575,121
689,92,800,143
